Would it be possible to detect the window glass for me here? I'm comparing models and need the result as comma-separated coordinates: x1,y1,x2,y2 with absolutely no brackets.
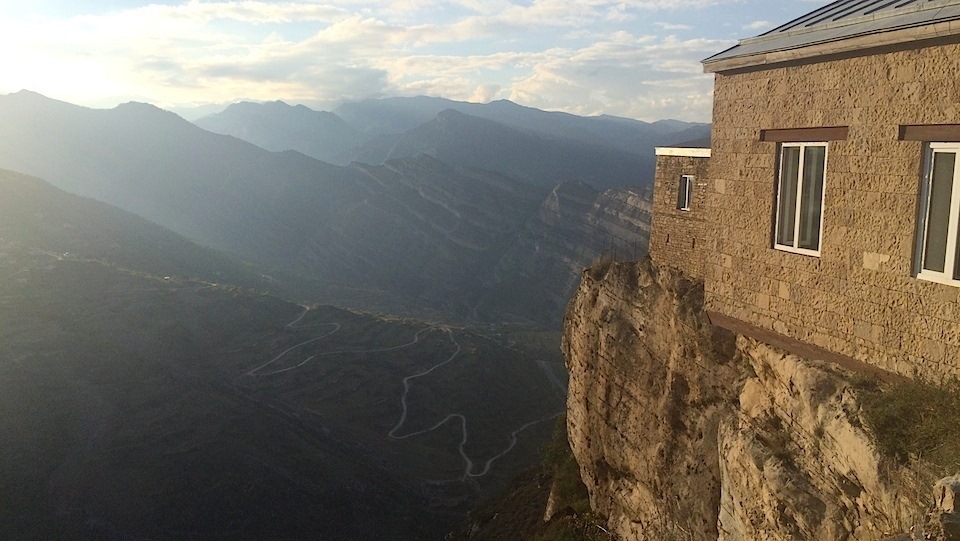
923,152,955,273
677,175,693,210
916,144,960,285
776,146,801,246
798,146,826,250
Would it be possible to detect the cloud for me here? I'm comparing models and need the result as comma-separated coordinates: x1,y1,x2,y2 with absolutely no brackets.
504,34,727,119
469,84,502,103
149,1,350,24
655,22,694,30
743,19,774,30
0,0,756,120
620,0,744,8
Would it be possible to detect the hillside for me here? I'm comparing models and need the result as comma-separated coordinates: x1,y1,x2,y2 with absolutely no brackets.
0,168,270,290
0,170,568,538
332,96,709,156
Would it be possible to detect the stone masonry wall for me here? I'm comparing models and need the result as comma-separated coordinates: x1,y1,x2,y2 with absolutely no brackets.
705,42,960,382
649,153,711,280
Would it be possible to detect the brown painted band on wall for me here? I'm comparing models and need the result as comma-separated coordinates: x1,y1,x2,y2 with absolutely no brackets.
759,126,849,142
899,125,960,142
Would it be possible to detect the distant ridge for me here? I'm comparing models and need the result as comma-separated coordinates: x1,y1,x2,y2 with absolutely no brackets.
195,100,362,164
196,95,710,181
0,167,269,289
343,108,651,191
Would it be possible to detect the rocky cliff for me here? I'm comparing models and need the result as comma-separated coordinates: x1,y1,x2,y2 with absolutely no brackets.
562,257,950,540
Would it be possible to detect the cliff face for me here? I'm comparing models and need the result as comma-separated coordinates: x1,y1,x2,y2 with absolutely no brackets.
563,258,933,540
563,258,740,539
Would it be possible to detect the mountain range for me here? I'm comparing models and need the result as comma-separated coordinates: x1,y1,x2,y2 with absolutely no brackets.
0,90,676,325
196,95,710,191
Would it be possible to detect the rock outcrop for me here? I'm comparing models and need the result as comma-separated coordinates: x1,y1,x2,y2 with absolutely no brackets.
563,258,740,539
937,476,960,540
718,338,925,540
563,257,938,540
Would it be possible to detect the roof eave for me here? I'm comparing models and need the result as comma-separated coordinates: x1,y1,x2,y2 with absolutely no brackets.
655,147,711,158
702,18,960,74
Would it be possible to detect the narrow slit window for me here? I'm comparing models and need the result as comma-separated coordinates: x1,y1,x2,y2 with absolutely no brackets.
917,143,960,286
774,143,827,256
677,175,694,211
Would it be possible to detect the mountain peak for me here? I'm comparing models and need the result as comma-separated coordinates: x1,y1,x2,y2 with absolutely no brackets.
1,89,91,114
5,89,63,104
435,108,471,120
116,100,161,110
12,89,44,97
114,101,188,123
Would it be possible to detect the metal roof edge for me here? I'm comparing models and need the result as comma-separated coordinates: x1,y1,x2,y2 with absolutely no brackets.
746,0,960,45
702,18,960,73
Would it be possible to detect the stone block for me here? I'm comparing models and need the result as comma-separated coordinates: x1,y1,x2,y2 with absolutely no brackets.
778,281,791,300
862,252,891,272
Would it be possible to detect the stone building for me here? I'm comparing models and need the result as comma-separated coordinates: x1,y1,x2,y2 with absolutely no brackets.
652,0,960,381
649,147,711,280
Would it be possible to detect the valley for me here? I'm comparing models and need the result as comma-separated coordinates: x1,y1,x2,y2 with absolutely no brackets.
0,91,681,538
0,242,564,538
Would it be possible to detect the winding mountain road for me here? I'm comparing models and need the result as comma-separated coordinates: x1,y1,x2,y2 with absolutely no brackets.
247,308,561,480
388,327,563,480
388,327,460,439
243,323,341,377
243,308,436,377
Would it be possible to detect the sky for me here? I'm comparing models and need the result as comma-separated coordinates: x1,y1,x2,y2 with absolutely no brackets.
0,0,833,121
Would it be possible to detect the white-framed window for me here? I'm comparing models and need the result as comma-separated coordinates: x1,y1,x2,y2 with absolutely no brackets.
774,142,828,256
916,142,960,286
677,175,693,211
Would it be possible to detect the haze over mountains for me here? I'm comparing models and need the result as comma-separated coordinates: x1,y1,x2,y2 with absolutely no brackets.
0,167,269,290
197,95,710,190
0,88,698,537
0,90,698,325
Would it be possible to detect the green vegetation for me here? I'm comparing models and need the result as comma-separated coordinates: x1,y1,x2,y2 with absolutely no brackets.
855,377,960,473
539,417,592,516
